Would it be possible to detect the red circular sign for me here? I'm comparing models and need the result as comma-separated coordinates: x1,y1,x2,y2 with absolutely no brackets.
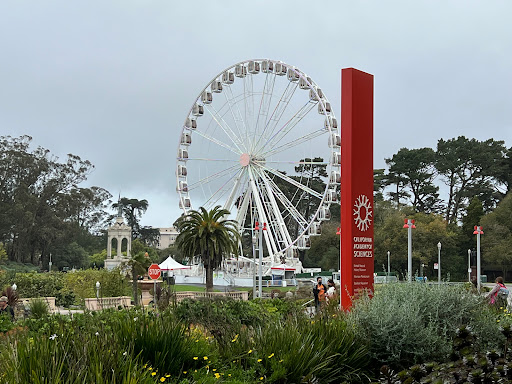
148,264,161,280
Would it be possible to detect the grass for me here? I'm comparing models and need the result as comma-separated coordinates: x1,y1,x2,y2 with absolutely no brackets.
173,284,217,292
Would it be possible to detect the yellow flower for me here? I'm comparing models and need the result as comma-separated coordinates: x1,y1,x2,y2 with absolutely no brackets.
268,353,274,359
257,359,262,362
500,307,504,310
193,357,198,360
204,356,208,360
497,320,501,323
182,372,186,375
195,339,199,343
279,359,284,363
160,378,166,382
213,369,217,371
228,374,232,377
143,364,147,368
148,367,153,371
248,349,253,354
151,372,156,376
214,373,221,379
260,377,264,380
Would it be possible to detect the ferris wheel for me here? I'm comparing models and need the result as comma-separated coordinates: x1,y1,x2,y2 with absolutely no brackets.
176,59,340,264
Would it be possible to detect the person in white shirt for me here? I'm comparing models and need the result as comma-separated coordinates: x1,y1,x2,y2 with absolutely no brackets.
326,279,336,301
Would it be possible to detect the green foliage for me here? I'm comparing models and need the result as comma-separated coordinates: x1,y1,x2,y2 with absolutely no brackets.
176,206,240,291
28,298,49,319
348,283,498,369
88,249,107,268
481,192,512,278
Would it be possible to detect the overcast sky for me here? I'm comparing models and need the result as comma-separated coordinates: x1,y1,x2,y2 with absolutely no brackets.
1,1,511,227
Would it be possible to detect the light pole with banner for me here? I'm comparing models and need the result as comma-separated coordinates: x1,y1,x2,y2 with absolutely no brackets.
437,242,441,284
403,219,416,282
473,226,484,292
467,249,472,283
387,251,390,283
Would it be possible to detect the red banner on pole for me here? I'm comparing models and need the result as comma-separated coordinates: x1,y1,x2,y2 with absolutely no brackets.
340,68,374,310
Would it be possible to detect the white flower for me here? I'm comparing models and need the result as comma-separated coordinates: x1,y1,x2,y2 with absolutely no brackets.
133,317,138,321
123,351,128,356
49,334,58,340
95,332,99,336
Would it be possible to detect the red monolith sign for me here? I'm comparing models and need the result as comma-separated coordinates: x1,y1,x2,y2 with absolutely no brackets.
340,68,374,309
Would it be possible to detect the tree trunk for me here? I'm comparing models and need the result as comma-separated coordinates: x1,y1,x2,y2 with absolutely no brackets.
206,264,214,292
132,266,139,306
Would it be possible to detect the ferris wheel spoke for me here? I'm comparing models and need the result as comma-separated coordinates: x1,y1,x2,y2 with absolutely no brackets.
248,166,279,256
260,165,323,200
187,158,238,162
264,160,329,165
261,129,325,158
223,169,248,212
257,169,295,247
258,101,318,155
203,168,243,210
254,175,288,254
188,164,240,191
222,84,251,151
235,188,251,232
253,80,300,154
203,104,246,153
264,174,309,231
253,72,277,152
193,130,241,155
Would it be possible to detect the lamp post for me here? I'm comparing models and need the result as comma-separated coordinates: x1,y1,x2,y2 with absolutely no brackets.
48,253,52,272
467,249,472,283
12,283,17,292
252,234,257,299
403,219,416,282
473,226,484,292
254,221,267,298
437,242,441,284
96,281,100,300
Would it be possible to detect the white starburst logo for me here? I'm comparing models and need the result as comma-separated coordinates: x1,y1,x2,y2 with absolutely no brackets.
353,194,372,231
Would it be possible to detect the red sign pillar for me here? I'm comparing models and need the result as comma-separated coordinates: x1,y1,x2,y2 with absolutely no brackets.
340,68,374,310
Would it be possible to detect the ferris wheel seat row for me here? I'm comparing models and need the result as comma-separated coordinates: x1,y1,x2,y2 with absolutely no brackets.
175,59,341,260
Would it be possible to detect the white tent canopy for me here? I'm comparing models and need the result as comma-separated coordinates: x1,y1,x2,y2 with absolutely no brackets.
269,263,296,276
159,255,191,271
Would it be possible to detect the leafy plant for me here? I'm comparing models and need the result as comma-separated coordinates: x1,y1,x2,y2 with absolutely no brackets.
28,298,49,319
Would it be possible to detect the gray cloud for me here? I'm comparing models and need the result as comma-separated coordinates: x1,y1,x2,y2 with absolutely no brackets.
1,0,511,227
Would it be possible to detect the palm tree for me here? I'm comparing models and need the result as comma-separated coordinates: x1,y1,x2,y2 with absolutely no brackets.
175,206,240,292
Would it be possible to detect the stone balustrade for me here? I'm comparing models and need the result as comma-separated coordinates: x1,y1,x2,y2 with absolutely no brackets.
175,291,248,302
84,296,132,311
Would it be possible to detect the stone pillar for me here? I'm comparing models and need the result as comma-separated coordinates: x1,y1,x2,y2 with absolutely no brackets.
107,236,112,259
117,236,122,257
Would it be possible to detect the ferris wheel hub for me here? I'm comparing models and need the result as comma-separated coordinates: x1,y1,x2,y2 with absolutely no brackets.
239,153,250,167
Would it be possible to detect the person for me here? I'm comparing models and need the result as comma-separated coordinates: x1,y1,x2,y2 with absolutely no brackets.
313,276,327,311
326,278,337,301
0,296,14,321
488,277,509,308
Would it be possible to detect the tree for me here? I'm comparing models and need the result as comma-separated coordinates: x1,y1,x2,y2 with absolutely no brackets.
128,239,152,306
112,198,149,239
175,206,240,291
460,197,484,253
305,223,339,271
481,192,512,279
436,136,507,222
386,147,440,213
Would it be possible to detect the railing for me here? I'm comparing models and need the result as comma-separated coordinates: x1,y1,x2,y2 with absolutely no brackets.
84,296,132,311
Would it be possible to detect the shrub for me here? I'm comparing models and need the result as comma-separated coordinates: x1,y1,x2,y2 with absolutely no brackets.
348,283,493,369
28,298,49,319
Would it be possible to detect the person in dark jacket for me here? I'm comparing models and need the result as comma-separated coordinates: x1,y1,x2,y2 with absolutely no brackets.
313,277,327,311
0,296,14,321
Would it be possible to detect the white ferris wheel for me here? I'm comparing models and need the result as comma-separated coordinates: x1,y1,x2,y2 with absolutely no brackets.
176,59,340,266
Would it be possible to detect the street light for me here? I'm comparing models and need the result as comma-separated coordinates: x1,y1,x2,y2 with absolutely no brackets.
254,221,267,298
403,219,416,282
437,242,441,285
252,234,257,299
95,281,100,300
467,249,472,283
473,226,484,292
387,251,390,284
11,283,17,291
